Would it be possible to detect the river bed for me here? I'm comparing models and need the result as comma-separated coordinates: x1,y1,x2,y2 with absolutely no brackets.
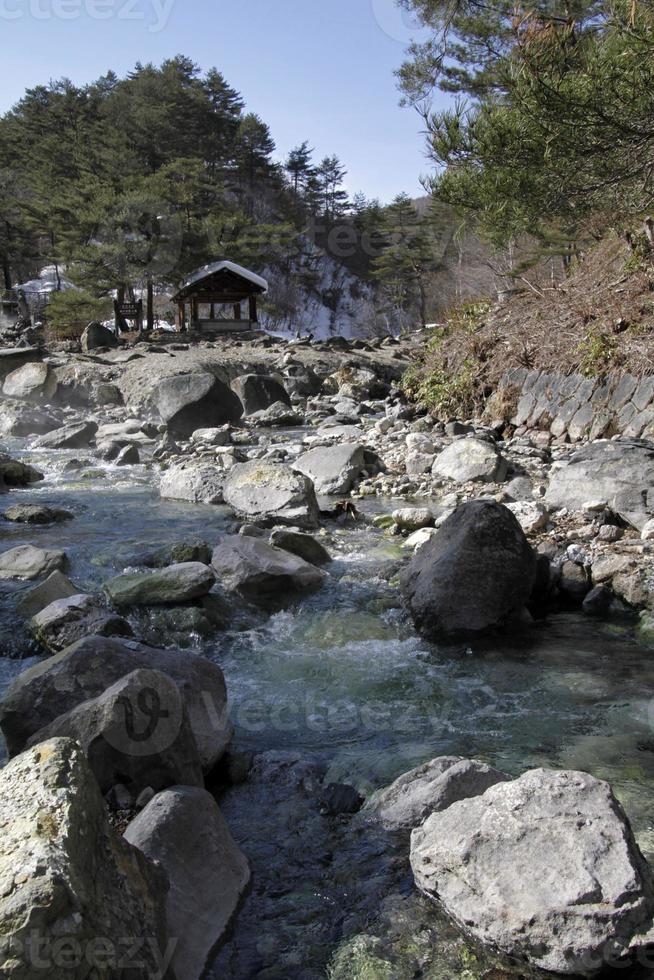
1,437,654,977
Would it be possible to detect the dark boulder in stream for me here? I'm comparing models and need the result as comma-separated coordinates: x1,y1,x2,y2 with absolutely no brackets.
400,500,537,640
154,372,243,437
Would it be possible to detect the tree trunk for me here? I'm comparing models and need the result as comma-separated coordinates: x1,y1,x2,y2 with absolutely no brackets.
2,256,11,291
146,275,154,331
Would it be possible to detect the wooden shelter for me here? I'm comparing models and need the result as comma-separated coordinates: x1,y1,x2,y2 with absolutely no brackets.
172,260,268,334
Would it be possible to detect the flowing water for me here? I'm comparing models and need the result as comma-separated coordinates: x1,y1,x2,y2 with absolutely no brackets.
2,436,654,977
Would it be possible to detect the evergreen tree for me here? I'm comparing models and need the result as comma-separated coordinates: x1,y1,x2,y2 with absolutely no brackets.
316,155,349,223
285,141,315,197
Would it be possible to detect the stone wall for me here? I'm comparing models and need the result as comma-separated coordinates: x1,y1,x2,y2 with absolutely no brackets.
497,368,654,442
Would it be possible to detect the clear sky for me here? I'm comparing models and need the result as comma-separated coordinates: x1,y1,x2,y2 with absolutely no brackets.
0,0,446,203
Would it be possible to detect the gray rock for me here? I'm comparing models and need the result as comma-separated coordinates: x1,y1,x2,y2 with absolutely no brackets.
0,634,231,769
2,361,57,402
546,439,654,530
104,562,216,608
212,535,327,604
249,401,303,427
31,593,132,652
392,508,434,532
294,443,366,494
154,372,242,437
231,373,291,415
1,406,63,436
190,425,231,446
224,461,319,528
0,544,67,581
34,419,98,449
2,503,73,524
0,739,168,978
269,528,332,566
115,443,140,466
16,569,79,618
0,454,44,488
400,500,536,639
432,438,508,484
410,768,654,975
125,786,250,980
80,320,119,351
160,461,226,505
28,670,204,795
366,756,509,831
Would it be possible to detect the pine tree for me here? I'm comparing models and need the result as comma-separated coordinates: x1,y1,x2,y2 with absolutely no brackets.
285,142,315,197
316,156,349,224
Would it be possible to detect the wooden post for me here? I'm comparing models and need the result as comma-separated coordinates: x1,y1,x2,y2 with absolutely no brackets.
233,302,242,321
210,303,215,321
178,302,185,332
249,294,258,325
192,298,198,328
146,275,154,331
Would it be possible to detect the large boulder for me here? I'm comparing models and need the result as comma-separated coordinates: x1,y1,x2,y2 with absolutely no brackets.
31,593,132,652
400,500,537,639
410,768,654,975
365,756,509,831
103,562,216,608
3,503,73,524
154,372,243,438
80,320,119,351
2,361,57,402
0,739,168,977
159,461,226,505
16,569,79,618
0,544,67,581
432,437,508,484
269,528,332,566
0,454,43,489
293,443,367,495
34,419,98,449
27,670,204,795
0,635,231,769
1,406,63,437
212,535,327,604
125,786,250,980
223,461,319,528
231,373,291,415
546,439,654,530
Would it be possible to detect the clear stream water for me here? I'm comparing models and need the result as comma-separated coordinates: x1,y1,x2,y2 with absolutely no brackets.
2,438,654,977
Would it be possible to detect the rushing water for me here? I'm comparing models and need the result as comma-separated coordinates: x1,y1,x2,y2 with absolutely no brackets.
2,436,654,977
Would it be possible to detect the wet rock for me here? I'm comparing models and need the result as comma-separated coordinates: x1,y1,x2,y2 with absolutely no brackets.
80,320,119,351
16,569,79,618
319,783,364,816
125,786,250,980
224,461,319,528
294,443,367,494
0,634,232,769
31,593,133,652
546,439,654,530
365,756,509,831
2,360,57,402
212,535,327,604
0,454,43,489
559,560,591,602
231,373,291,415
582,585,613,618
160,461,226,505
2,503,73,524
269,528,332,566
0,739,168,978
0,544,67,581
27,669,204,795
392,507,434,532
400,501,536,640
410,768,654,975
154,372,243,437
104,562,216,608
1,405,63,437
34,419,98,449
115,443,140,466
432,438,508,484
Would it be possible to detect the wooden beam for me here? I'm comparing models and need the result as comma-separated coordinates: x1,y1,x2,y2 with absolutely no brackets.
249,294,258,323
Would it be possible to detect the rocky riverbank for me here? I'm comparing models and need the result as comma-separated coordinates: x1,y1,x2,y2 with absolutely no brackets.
2,331,654,978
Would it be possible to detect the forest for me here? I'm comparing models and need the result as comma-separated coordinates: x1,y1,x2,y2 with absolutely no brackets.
0,56,455,335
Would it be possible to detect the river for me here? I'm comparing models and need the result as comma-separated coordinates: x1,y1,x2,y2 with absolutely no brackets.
1,436,654,977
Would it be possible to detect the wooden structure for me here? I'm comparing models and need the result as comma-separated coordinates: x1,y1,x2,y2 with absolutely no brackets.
172,260,268,334
114,298,144,333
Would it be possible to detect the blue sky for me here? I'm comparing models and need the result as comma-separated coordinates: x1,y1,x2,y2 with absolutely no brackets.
0,0,443,203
